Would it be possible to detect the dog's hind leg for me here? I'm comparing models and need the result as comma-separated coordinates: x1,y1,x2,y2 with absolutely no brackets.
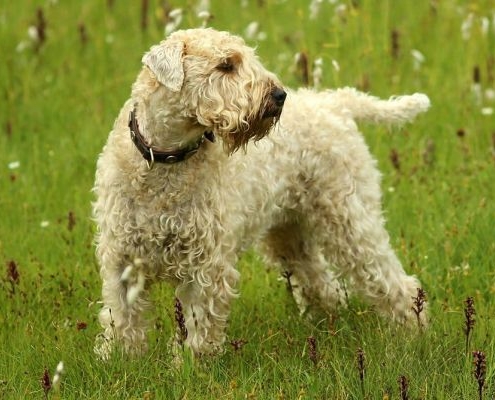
309,176,427,327
261,223,347,317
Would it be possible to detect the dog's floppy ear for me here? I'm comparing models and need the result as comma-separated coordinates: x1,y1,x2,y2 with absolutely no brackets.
142,40,185,92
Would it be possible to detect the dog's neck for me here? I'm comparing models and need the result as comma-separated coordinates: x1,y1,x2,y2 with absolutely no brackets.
130,69,208,155
132,103,204,150
128,105,215,165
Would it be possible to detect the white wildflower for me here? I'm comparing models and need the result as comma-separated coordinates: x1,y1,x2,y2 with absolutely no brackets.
485,88,495,101
335,4,347,19
411,49,425,71
164,22,176,36
120,265,133,283
388,186,395,193
120,259,146,305
480,17,489,36
165,8,182,36
277,53,290,64
452,261,471,276
244,21,266,41
55,361,64,374
8,161,20,170
40,221,50,228
196,0,210,14
471,83,482,104
169,8,182,19
197,11,211,28
126,271,145,305
52,361,64,387
481,107,494,115
257,31,267,41
461,13,474,40
331,59,340,72
313,58,323,89
16,41,29,53
309,0,323,20
244,21,259,40
17,25,40,52
27,26,39,42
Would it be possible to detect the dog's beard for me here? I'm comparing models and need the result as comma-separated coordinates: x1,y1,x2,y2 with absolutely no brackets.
221,114,278,154
218,94,283,154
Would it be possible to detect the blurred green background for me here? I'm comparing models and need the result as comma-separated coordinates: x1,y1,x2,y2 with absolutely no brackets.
1,1,494,398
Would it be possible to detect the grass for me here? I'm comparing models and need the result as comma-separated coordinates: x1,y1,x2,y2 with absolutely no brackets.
1,0,495,398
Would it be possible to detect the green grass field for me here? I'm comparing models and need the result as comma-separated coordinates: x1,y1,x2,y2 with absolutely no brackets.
1,0,495,398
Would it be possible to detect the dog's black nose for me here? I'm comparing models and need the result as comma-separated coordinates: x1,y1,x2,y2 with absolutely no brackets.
272,87,287,107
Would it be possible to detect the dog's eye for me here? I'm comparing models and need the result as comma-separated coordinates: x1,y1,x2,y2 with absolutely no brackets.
216,59,235,73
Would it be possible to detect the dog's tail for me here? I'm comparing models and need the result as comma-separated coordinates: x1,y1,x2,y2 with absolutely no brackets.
328,87,430,125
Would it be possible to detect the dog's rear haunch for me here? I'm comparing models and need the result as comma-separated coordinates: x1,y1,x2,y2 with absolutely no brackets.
93,28,429,360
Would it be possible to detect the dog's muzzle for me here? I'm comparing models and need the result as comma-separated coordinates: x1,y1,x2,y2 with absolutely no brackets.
263,87,287,118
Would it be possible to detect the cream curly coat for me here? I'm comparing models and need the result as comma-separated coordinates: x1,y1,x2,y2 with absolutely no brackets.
93,28,430,359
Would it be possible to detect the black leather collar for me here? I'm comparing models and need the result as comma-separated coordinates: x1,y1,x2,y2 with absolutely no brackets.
128,106,215,168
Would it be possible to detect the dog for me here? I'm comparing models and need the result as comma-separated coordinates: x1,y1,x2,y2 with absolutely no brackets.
93,28,430,359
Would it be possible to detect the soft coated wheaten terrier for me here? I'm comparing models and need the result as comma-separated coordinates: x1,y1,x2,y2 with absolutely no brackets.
93,28,430,359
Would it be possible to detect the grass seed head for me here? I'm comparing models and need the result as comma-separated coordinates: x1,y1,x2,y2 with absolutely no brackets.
422,139,436,166
463,297,476,355
78,22,88,45
295,52,309,86
281,270,293,293
5,120,12,138
68,211,76,231
52,361,64,387
307,336,318,366
141,0,149,31
76,321,88,331
473,66,481,84
174,298,188,346
473,350,486,400
41,367,51,399
391,29,400,58
464,297,476,337
35,7,46,50
230,339,248,352
398,375,409,400
390,148,400,171
356,347,366,383
411,287,427,328
7,260,19,285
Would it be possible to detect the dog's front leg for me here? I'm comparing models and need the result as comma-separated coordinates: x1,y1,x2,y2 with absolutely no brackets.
174,265,240,357
95,260,151,359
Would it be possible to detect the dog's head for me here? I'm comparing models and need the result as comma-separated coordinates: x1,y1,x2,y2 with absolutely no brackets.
140,28,286,154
